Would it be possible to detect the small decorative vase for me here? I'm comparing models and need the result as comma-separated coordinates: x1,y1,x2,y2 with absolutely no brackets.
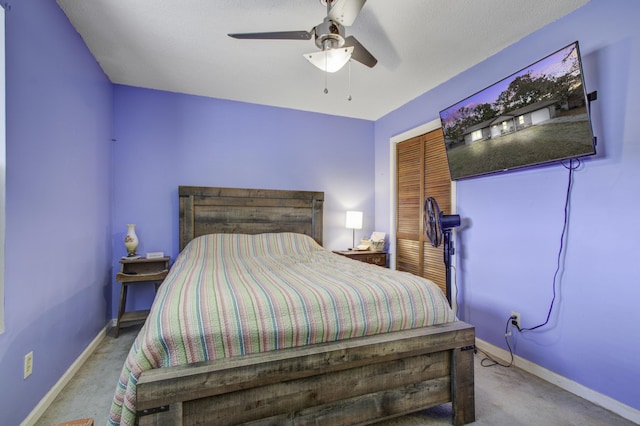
124,224,139,257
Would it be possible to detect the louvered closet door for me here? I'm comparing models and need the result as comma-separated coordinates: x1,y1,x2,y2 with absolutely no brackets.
396,129,452,296
396,136,423,276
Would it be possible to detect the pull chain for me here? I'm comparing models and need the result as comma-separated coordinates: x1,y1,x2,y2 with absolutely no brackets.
324,52,329,94
347,59,352,101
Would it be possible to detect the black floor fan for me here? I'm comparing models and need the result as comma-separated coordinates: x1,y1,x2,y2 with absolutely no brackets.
423,197,461,307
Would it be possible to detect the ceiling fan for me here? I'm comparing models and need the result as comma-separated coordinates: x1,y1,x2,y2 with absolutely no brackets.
228,0,377,73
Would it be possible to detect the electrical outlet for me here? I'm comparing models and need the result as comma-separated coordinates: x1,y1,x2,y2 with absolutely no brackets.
24,351,33,379
511,311,521,329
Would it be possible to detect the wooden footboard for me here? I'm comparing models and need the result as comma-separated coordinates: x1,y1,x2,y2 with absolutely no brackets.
136,321,475,425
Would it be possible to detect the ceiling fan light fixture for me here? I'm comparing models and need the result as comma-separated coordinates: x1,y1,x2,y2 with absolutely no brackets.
304,46,354,73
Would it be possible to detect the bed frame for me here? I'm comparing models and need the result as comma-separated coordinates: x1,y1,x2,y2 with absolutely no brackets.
135,186,475,425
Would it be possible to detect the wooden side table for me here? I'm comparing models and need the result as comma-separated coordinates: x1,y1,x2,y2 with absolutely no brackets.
115,256,170,337
333,250,388,267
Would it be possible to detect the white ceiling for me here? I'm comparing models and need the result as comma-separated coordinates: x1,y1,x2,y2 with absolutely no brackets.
56,0,590,121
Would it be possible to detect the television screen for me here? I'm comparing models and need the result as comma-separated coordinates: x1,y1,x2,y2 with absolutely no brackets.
439,41,596,180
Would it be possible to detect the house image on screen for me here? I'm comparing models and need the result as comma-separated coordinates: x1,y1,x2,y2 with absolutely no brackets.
464,99,558,145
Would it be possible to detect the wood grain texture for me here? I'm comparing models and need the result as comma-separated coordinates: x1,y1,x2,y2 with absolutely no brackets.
396,129,452,296
133,185,475,425
179,186,324,251
333,250,387,267
137,322,475,425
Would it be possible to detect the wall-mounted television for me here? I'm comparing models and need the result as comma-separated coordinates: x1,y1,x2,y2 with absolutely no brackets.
439,41,596,180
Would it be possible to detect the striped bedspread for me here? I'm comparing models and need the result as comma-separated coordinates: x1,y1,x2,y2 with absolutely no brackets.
108,233,455,425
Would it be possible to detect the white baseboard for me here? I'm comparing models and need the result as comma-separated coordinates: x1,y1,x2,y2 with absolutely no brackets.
21,322,112,426
475,338,640,424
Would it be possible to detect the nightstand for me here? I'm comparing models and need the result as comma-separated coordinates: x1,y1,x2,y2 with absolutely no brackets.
333,250,388,267
115,256,170,337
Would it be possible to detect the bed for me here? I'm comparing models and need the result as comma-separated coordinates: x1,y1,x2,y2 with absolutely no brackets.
108,186,475,426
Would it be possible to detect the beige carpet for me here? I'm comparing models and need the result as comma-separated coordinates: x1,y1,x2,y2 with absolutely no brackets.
35,324,635,426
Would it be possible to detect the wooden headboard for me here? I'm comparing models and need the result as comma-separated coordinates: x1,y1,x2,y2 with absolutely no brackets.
178,186,324,251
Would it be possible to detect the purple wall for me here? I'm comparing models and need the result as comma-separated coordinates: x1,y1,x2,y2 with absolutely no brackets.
375,0,640,413
4,0,638,423
0,2,375,420
0,1,113,424
111,86,375,317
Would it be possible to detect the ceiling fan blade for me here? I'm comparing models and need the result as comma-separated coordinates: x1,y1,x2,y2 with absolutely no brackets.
328,0,367,26
345,36,377,68
228,30,312,40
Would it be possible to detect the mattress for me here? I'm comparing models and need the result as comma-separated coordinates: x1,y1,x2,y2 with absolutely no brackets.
108,232,455,425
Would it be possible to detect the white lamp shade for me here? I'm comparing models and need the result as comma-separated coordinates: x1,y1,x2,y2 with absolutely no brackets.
304,46,354,73
345,211,363,230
